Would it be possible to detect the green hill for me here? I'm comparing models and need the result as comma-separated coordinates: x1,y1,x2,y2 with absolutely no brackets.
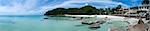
44,5,122,15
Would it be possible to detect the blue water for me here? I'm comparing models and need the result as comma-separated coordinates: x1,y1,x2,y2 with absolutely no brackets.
0,16,128,31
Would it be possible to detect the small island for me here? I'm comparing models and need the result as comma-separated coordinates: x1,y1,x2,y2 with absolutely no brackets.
44,5,123,16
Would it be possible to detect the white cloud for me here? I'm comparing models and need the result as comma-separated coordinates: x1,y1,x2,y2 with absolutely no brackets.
41,0,129,10
0,0,39,15
0,0,134,15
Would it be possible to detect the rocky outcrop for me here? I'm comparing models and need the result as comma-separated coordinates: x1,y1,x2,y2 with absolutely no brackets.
128,19,146,31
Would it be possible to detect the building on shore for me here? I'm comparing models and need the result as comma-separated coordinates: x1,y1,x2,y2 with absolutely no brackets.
130,0,150,13
126,0,150,19
130,0,150,11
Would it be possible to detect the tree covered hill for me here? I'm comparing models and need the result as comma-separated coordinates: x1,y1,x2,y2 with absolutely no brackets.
44,5,122,15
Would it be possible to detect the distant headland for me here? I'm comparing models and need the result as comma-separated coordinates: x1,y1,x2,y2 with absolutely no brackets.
44,5,123,16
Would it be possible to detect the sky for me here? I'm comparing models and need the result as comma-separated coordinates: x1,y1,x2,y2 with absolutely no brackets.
0,0,142,15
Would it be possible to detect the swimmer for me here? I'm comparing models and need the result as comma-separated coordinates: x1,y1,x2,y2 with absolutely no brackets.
103,17,111,24
80,17,83,20
103,17,111,21
105,17,108,19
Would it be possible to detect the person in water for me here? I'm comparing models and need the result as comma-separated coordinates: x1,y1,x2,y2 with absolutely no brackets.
104,17,110,21
104,17,108,20
103,17,111,24
80,17,83,20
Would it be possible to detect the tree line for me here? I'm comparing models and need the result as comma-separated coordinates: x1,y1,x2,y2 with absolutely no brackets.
44,5,122,15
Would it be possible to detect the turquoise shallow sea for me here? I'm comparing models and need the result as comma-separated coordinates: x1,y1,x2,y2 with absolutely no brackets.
0,16,128,31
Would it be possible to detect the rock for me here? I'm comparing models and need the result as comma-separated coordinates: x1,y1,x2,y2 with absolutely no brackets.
82,21,106,25
128,19,146,31
109,27,120,31
81,22,94,25
89,23,101,29
44,18,48,19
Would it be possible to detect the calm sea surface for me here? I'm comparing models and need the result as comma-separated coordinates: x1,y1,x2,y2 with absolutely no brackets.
0,16,129,31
